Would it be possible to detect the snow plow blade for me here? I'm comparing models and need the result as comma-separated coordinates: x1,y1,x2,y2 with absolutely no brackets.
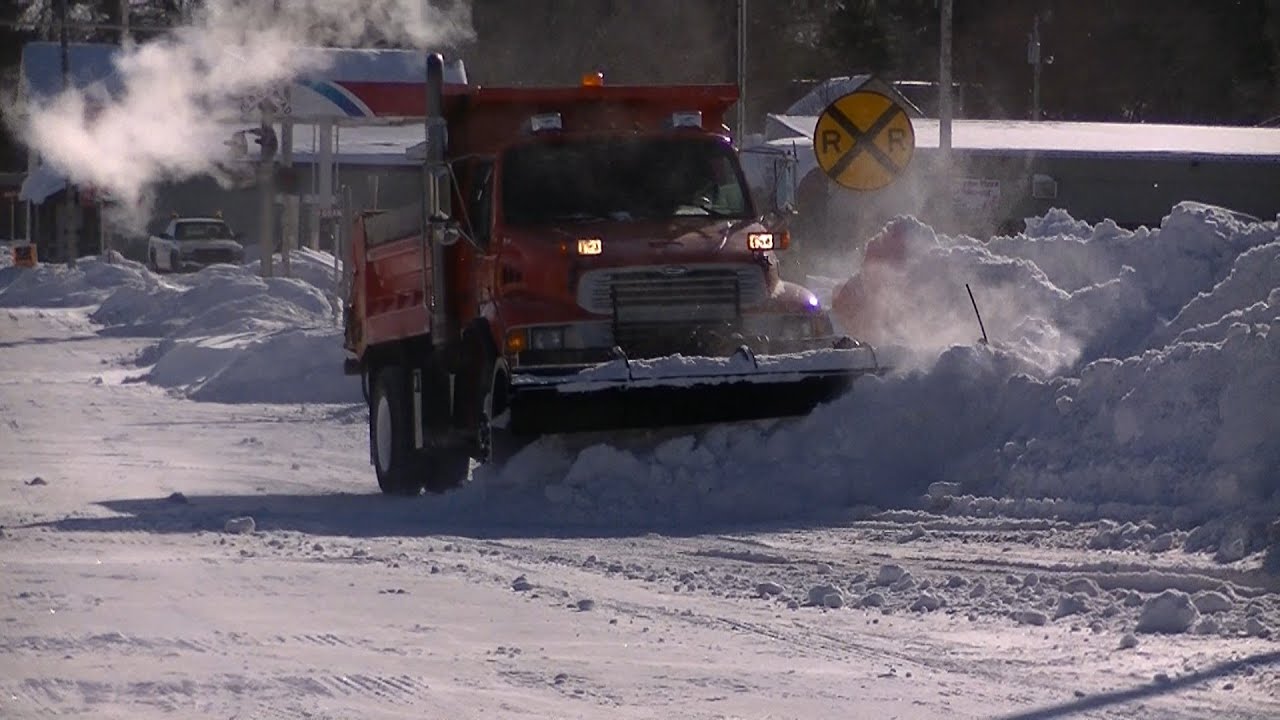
503,343,884,436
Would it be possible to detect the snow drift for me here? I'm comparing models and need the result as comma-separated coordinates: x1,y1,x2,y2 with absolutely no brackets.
0,248,358,405
452,202,1280,546
1,202,1276,554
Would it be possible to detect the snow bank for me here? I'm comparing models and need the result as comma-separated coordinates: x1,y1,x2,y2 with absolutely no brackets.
443,202,1279,550
0,247,357,405
182,328,357,404
126,264,356,404
245,247,344,302
0,252,151,308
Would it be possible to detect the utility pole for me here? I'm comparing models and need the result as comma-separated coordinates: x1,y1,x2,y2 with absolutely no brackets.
939,0,953,166
268,0,291,276
938,0,954,234
280,117,293,278
314,122,333,251
119,0,130,44
257,107,276,278
56,0,76,267
736,0,747,143
1028,14,1042,121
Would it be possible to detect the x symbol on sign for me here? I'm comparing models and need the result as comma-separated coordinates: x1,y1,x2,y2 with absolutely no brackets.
825,103,905,179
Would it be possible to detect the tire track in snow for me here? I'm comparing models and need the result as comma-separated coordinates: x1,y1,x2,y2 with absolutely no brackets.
1,679,62,716
0,630,383,658
316,673,427,704
0,673,432,716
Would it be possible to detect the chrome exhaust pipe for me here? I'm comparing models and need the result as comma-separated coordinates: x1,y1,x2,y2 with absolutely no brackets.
424,52,451,348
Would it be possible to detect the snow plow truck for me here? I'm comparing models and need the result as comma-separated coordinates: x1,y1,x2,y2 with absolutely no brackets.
342,54,884,495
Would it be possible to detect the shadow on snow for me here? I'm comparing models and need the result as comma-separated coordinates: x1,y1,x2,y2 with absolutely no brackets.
17,490,876,541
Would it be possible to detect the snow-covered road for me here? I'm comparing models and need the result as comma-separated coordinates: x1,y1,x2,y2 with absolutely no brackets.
1,305,1276,720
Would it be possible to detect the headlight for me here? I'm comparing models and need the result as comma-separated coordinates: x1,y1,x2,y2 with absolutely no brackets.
528,327,565,351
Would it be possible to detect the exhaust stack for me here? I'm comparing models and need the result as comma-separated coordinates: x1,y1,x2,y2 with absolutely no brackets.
424,52,452,348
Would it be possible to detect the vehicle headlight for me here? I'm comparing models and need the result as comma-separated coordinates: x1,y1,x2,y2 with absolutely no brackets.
528,327,565,351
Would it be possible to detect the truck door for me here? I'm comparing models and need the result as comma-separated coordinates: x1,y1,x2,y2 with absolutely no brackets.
462,159,496,324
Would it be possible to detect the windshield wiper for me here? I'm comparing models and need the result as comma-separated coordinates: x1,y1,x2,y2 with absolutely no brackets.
546,212,610,223
673,204,741,219
671,194,748,218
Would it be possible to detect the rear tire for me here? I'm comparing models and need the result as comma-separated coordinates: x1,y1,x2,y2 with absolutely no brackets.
371,367,421,496
369,365,470,496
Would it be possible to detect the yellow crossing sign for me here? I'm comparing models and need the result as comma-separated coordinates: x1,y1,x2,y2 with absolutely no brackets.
813,90,915,191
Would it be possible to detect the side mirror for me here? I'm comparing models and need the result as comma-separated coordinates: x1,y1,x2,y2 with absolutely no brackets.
772,154,798,216
437,223,462,247
160,232,173,240
760,209,794,234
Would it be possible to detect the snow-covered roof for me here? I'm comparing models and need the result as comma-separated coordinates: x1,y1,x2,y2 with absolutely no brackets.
278,123,426,166
764,115,1280,161
18,165,67,204
20,41,466,105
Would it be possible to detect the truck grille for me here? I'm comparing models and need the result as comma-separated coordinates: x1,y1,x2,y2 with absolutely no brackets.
576,265,766,321
575,264,768,358
185,248,237,265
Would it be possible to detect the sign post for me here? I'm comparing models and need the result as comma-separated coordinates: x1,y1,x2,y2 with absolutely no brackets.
812,90,916,192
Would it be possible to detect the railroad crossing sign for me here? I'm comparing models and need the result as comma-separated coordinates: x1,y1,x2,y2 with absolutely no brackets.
813,90,915,191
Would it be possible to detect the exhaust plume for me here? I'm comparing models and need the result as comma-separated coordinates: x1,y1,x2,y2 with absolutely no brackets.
4,0,473,231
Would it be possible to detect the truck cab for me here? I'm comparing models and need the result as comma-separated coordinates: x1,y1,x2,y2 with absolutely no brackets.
455,111,825,365
343,58,880,497
148,215,246,273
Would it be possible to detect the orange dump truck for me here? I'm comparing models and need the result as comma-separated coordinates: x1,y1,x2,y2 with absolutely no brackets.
342,54,883,495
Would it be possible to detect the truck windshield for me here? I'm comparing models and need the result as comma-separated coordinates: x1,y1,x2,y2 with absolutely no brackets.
501,136,752,226
175,221,232,241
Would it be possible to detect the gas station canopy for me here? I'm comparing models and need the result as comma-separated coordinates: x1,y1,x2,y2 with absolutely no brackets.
20,41,467,123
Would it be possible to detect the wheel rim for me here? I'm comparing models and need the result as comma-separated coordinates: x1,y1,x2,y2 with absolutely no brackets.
478,388,493,460
478,365,505,462
374,392,393,473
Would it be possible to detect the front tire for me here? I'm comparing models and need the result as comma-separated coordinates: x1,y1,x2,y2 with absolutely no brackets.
477,359,535,467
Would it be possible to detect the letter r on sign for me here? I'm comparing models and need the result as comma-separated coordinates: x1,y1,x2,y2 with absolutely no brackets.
821,130,843,155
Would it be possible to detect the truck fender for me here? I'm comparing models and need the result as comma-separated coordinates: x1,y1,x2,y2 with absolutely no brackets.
460,319,505,433
461,318,501,361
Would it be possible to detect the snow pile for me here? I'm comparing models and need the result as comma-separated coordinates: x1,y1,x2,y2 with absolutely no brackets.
245,247,344,301
0,248,356,405
448,202,1280,550
123,261,354,404
454,344,1057,527
0,252,151,308
830,202,1278,374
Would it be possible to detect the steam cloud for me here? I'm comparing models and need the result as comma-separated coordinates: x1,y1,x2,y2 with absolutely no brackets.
829,216,1084,377
4,0,473,231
